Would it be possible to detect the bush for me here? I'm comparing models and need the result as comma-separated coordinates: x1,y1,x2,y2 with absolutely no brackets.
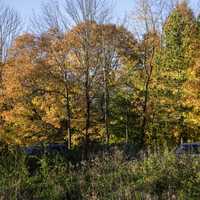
134,150,200,199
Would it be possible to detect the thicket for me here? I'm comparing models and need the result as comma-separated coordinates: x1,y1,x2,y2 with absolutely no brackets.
0,147,200,200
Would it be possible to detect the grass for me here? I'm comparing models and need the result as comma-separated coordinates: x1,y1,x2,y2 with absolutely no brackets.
0,146,200,200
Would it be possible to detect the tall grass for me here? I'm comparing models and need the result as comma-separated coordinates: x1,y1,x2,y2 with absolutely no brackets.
0,147,200,200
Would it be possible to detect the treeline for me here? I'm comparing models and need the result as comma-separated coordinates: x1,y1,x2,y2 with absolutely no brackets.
0,0,200,150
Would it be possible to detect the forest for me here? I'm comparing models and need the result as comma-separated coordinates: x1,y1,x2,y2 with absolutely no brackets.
1,0,200,199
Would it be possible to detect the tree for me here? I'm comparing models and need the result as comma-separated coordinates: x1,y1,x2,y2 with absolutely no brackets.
2,33,49,144
131,0,165,148
0,1,21,125
93,24,138,144
180,13,200,142
0,1,21,63
62,0,112,156
0,1,21,93
156,1,198,144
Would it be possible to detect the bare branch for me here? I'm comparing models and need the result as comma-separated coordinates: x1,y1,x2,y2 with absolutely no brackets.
0,1,21,62
64,0,112,25
30,0,68,34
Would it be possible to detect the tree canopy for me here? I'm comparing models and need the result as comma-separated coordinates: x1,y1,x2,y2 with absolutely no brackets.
0,0,200,151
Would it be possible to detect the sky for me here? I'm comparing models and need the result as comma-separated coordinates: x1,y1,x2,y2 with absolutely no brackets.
5,0,200,27
6,0,134,22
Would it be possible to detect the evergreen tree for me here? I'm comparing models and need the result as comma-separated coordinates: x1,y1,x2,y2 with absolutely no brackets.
156,1,198,144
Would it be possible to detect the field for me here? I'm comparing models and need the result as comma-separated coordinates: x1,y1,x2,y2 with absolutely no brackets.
1,146,200,200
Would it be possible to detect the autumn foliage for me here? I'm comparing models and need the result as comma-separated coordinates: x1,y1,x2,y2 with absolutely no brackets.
0,1,200,151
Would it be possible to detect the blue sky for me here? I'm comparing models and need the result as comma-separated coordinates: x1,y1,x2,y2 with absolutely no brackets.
6,0,133,15
6,0,199,25
6,0,134,22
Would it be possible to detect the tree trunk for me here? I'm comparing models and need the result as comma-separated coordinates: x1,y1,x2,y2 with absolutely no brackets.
125,105,129,144
103,66,109,144
85,66,90,159
66,85,71,149
141,76,150,147
141,44,155,148
83,24,92,160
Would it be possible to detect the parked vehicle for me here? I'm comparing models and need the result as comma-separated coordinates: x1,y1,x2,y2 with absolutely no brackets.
175,142,200,155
